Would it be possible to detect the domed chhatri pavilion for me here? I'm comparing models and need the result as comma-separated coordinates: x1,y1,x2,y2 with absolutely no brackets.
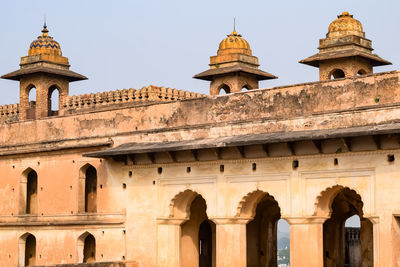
194,30,276,95
300,12,391,80
1,11,400,267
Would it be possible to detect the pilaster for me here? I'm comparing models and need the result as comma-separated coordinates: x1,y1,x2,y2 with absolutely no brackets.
211,217,250,267
156,218,186,267
285,217,328,267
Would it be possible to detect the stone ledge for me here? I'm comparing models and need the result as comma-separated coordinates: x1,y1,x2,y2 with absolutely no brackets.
0,212,125,227
35,261,138,267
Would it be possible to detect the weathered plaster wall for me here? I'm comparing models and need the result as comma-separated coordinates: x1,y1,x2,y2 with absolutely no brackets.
0,71,399,152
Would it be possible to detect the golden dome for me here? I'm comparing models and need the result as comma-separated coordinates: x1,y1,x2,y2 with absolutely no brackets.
28,25,62,56
327,12,364,39
217,31,252,56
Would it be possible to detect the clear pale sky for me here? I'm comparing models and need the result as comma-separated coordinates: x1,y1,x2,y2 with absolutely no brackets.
0,0,399,105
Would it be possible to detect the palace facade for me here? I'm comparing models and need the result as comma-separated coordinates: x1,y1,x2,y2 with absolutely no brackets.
0,11,399,267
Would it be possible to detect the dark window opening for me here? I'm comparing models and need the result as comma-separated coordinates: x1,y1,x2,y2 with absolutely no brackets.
26,171,38,214
85,166,97,213
24,234,36,266
83,234,96,263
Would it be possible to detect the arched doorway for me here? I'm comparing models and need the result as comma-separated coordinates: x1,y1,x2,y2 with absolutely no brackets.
246,193,281,267
181,194,216,267
322,187,373,267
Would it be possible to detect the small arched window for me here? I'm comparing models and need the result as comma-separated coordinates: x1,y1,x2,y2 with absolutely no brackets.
330,69,345,80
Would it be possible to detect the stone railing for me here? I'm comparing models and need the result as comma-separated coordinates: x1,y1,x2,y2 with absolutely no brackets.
0,103,19,121
63,85,205,111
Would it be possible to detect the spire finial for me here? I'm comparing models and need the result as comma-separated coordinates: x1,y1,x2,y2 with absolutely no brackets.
41,15,49,36
234,17,236,32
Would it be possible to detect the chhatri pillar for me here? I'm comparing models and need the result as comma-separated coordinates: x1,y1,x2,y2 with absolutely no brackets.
1,24,87,120
194,29,277,95
300,12,391,81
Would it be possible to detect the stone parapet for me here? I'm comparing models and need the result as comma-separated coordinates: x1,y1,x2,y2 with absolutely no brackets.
62,85,205,112
0,103,19,122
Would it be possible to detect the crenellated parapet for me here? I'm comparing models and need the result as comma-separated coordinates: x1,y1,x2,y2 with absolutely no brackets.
62,85,205,112
0,103,19,122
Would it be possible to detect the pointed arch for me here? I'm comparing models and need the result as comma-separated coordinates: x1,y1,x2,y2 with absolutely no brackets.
77,231,96,263
169,189,200,219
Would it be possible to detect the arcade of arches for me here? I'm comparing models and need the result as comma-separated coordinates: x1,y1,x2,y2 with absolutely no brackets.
157,185,372,267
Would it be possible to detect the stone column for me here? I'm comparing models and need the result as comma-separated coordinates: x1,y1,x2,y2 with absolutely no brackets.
212,218,250,267
156,218,185,267
286,217,328,267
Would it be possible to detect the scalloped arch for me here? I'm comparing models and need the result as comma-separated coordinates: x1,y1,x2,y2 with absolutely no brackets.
169,189,201,219
314,184,363,216
236,189,279,218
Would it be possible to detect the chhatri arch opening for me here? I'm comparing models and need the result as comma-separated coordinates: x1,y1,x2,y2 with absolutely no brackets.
237,189,287,267
315,185,373,267
169,189,216,267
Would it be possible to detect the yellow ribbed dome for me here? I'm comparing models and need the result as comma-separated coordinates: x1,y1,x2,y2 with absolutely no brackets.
28,25,62,56
217,31,252,56
327,12,364,39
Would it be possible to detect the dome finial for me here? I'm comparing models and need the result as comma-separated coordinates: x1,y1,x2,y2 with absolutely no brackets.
233,17,236,32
